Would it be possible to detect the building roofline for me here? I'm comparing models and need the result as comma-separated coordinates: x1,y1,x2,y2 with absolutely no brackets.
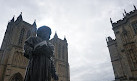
112,8,137,29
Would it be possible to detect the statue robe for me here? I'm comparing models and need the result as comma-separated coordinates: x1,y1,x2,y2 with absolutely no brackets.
24,37,57,81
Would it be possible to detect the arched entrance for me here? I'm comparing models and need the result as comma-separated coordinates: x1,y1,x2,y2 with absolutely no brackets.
10,72,23,81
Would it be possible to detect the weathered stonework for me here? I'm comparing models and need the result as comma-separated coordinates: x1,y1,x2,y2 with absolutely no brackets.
0,13,70,81
50,33,70,81
107,6,137,81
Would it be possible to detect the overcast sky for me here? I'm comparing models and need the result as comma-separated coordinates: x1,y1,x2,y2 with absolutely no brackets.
0,0,137,81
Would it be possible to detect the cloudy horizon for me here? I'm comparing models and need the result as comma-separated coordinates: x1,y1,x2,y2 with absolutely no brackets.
0,0,137,81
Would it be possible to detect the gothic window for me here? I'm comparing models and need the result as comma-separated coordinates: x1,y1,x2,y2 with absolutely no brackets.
10,73,23,81
132,21,137,34
62,46,65,59
58,64,61,74
26,30,31,39
128,50,134,70
58,44,61,59
121,34,128,44
12,52,28,67
12,52,18,66
18,28,25,45
121,30,132,44
128,49,137,70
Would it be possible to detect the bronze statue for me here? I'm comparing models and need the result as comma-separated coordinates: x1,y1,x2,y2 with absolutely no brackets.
24,26,58,81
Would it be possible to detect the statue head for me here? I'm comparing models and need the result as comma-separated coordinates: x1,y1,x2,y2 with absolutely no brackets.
37,26,51,40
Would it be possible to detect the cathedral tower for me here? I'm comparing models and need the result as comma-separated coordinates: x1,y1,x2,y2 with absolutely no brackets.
0,13,70,81
50,33,70,81
107,6,137,81
0,13,37,81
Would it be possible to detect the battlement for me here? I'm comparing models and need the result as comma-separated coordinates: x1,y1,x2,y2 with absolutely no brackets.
50,32,68,46
111,6,137,29
8,13,34,27
106,36,116,47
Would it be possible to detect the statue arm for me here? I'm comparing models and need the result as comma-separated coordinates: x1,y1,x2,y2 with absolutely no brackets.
49,43,58,80
24,37,34,59
47,42,54,57
51,58,59,80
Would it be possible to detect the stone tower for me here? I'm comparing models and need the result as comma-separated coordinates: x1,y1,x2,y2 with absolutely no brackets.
107,6,137,81
50,33,70,81
0,13,70,81
0,13,37,81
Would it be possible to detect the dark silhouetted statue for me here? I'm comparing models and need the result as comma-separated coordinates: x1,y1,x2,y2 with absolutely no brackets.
24,26,58,81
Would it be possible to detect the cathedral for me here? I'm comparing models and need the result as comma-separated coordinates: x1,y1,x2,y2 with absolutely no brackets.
0,13,70,81
107,6,137,81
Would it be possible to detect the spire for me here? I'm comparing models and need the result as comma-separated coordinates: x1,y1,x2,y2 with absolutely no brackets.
134,5,136,10
123,13,124,17
54,32,58,38
64,36,66,40
64,36,67,41
124,9,127,14
110,18,113,24
17,12,23,21
11,15,15,22
32,20,37,35
33,19,37,27
107,36,113,42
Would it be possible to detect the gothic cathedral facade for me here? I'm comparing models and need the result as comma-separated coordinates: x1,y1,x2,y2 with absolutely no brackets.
107,6,137,81
0,13,70,81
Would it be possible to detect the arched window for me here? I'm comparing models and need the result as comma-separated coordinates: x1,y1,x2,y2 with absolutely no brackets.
128,49,137,70
26,30,31,39
18,28,25,45
12,52,18,66
121,29,132,45
10,73,23,81
62,46,65,59
58,44,61,59
132,20,137,34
